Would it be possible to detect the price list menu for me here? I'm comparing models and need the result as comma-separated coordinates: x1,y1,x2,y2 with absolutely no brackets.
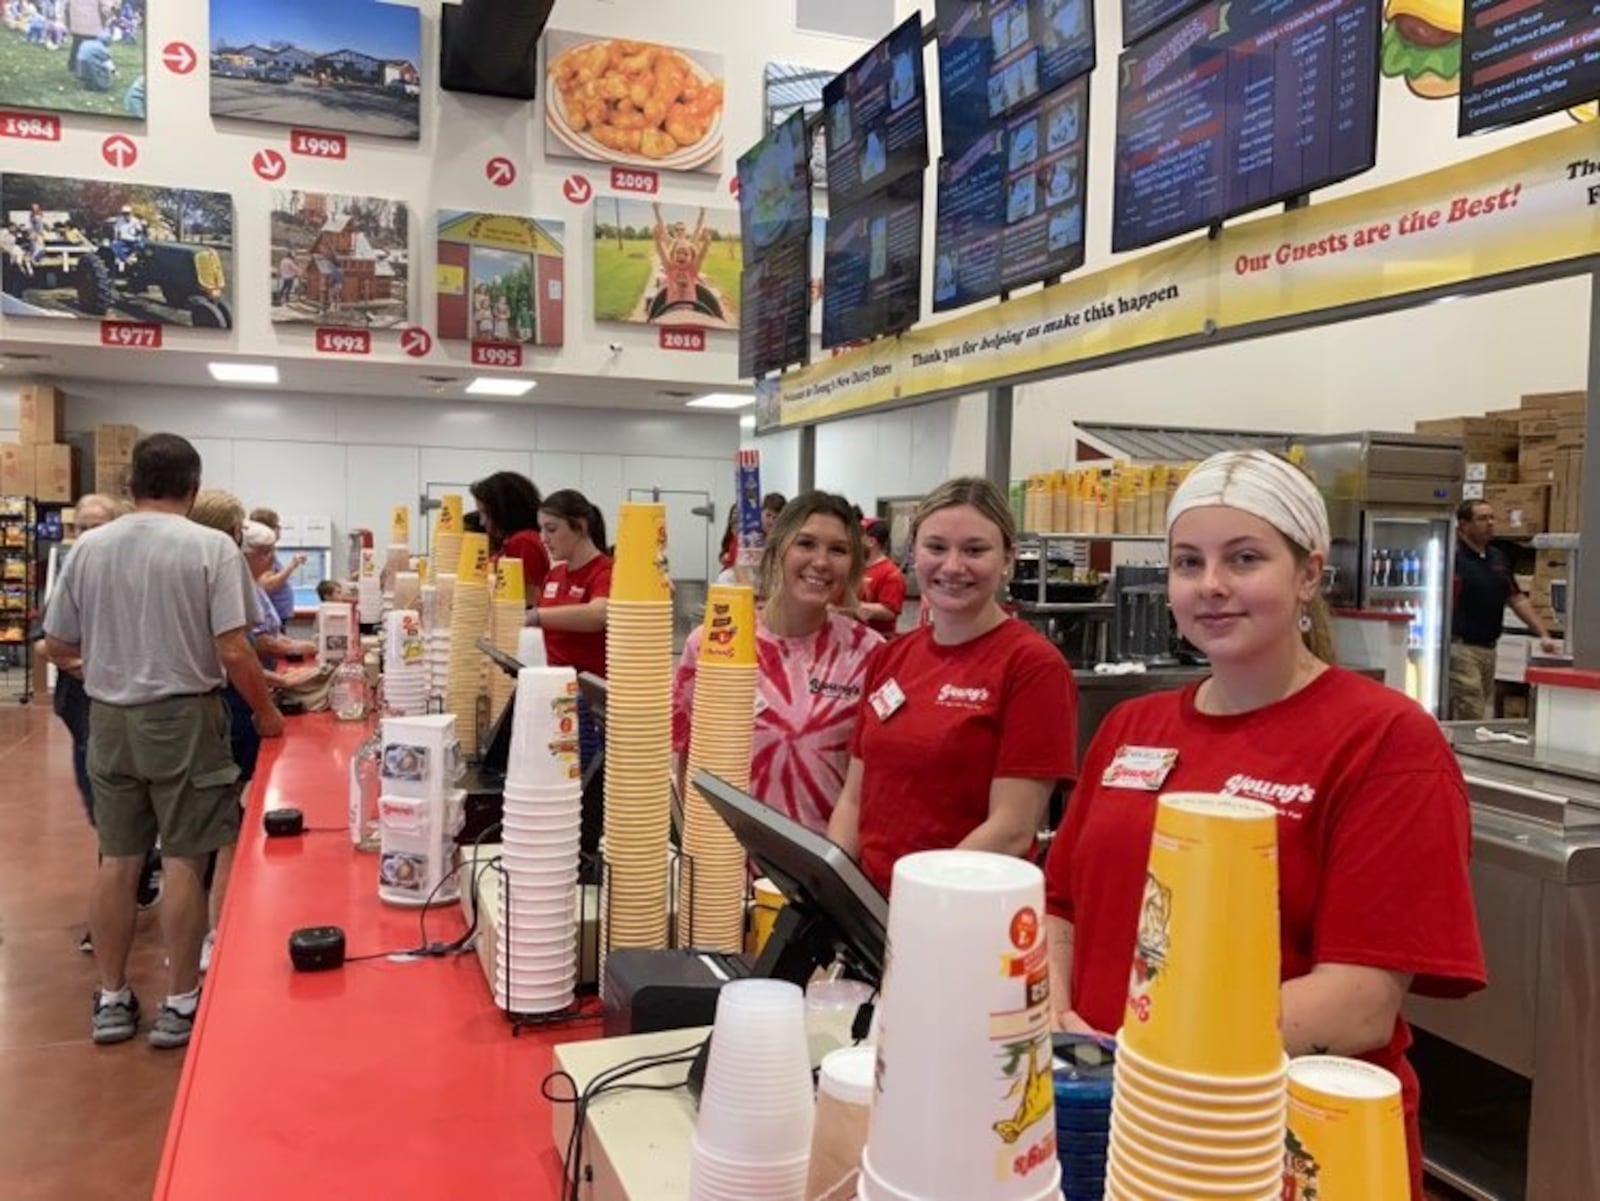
740,239,812,378
1460,0,1600,134
823,178,925,348
1122,0,1208,46
824,14,928,212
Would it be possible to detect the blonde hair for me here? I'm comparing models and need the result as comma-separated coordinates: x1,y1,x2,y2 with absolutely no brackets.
758,491,865,607
191,488,246,539
1286,540,1337,664
910,476,1019,552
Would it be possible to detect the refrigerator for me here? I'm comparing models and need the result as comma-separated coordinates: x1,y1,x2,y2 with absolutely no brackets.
1300,433,1464,716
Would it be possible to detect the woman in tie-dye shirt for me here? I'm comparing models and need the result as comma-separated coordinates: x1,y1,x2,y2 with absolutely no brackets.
673,492,883,835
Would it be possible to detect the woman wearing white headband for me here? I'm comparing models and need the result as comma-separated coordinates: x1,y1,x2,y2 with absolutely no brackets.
1042,450,1485,1200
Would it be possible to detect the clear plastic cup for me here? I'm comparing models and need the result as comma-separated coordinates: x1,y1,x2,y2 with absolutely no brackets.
694,980,815,1160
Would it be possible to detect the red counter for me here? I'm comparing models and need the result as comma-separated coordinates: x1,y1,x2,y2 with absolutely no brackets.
153,714,597,1201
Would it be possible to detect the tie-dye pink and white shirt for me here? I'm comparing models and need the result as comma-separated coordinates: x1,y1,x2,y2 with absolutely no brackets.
673,613,883,835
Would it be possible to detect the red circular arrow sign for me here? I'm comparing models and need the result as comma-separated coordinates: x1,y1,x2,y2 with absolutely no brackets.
252,149,287,181
562,174,593,205
400,327,433,358
162,41,196,75
486,156,516,187
101,135,137,169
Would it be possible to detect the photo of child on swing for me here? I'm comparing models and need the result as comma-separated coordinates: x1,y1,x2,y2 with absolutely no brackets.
592,196,741,329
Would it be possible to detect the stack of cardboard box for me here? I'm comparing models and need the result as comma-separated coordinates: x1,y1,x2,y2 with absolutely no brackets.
1,385,76,502
92,424,138,500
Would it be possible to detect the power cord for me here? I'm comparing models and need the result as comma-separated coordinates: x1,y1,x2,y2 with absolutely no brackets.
541,1040,708,1201
342,820,505,964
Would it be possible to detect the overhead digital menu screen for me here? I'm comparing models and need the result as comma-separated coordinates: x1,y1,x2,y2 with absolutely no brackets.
823,14,930,213
740,235,812,378
933,76,1089,311
1122,0,1208,47
822,176,925,347
738,110,814,266
937,0,1097,159
1112,0,1381,253
1459,0,1600,135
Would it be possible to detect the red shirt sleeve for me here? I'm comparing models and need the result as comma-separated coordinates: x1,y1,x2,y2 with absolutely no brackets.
1313,710,1486,998
1043,706,1126,921
589,558,613,600
671,627,701,756
994,638,1078,783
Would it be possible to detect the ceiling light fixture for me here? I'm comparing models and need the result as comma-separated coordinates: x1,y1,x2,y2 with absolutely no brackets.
465,377,538,397
685,392,754,410
208,362,279,385
739,414,756,430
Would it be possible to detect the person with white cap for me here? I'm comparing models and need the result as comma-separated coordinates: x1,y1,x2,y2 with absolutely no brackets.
1041,449,1486,1201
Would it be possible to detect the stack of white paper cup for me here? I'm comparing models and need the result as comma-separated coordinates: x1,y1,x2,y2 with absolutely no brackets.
517,626,549,668
357,547,382,625
494,665,583,1015
382,609,429,715
859,851,1061,1201
393,570,421,613
690,979,815,1201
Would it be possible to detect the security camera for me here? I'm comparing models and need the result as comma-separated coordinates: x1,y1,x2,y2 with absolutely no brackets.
607,341,623,353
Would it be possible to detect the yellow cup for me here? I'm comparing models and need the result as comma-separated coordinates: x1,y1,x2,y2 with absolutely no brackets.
1285,1057,1409,1201
697,584,757,666
457,532,490,584
1121,793,1282,1078
437,494,463,534
748,876,787,954
391,503,410,545
494,557,526,604
612,503,671,602
416,555,430,582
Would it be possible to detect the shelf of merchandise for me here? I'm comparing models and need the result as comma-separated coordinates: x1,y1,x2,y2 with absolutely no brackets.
0,497,36,703
1020,532,1167,542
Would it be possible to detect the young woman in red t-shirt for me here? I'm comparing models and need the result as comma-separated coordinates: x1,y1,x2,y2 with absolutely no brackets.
1042,450,1486,1201
827,477,1079,896
527,489,611,679
471,470,551,597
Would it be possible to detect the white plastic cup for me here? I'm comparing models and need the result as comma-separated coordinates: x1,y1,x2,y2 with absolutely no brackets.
693,979,816,1161
861,850,1061,1201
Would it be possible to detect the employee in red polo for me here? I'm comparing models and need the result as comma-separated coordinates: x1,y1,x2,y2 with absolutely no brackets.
844,519,907,639
528,489,612,680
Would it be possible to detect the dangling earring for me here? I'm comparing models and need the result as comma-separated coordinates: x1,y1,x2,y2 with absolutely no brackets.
1297,606,1313,634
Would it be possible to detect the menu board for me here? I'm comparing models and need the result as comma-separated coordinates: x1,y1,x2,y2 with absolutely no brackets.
822,176,925,347
1460,0,1600,135
738,110,814,265
1122,0,1207,47
937,0,1097,159
823,14,930,212
933,76,1090,311
1112,0,1380,253
740,236,812,378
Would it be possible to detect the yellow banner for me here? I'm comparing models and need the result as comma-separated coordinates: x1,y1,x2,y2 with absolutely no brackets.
776,122,1600,427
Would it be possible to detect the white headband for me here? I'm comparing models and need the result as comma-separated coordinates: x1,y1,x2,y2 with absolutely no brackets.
1165,450,1330,557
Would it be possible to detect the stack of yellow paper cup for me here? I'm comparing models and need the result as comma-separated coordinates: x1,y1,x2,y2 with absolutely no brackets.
444,534,491,758
678,584,758,952
602,503,675,959
1283,1057,1409,1201
488,558,527,724
357,546,382,625
391,503,411,551
424,574,454,705
1105,793,1286,1201
431,494,464,591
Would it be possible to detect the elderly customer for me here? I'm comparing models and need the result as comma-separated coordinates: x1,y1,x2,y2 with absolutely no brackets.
240,520,316,667
247,507,305,627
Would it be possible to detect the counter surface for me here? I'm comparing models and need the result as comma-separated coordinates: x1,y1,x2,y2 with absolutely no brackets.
153,714,596,1201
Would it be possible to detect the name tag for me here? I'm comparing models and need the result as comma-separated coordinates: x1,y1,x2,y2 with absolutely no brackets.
1102,746,1178,791
869,678,906,721
543,582,560,599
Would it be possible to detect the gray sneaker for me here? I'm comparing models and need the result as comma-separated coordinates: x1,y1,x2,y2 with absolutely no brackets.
92,990,140,1045
147,997,197,1049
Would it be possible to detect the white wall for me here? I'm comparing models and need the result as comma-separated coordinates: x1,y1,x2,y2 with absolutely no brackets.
0,377,744,578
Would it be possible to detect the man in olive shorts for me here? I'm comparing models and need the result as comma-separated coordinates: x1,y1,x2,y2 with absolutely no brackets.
45,434,283,1048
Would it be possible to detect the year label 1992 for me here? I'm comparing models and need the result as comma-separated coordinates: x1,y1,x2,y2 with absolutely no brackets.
316,328,371,355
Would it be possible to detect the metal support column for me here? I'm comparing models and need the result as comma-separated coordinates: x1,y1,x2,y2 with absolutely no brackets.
1575,272,1600,670
985,386,1014,489
798,423,817,493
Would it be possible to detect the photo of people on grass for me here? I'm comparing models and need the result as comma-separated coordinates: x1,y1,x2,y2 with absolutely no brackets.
270,190,409,328
436,211,565,348
210,0,421,140
1,172,234,327
0,0,146,121
593,197,740,329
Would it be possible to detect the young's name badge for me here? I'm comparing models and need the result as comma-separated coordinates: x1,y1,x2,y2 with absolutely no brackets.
1101,746,1179,791
869,678,906,721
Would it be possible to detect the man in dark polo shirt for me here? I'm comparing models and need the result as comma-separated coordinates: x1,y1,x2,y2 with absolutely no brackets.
1450,499,1559,720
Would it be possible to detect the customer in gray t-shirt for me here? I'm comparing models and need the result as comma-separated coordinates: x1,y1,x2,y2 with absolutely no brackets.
44,433,284,1049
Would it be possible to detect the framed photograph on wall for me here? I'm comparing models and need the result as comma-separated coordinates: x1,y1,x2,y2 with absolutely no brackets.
435,211,564,347
0,0,148,122
592,197,741,330
209,0,422,140
270,190,409,328
544,31,726,175
1,172,234,327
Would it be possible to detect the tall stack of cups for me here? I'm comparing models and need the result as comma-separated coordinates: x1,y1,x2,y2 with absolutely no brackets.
602,503,675,957
431,494,464,594
859,851,1061,1201
690,979,815,1201
1105,794,1286,1201
1283,1058,1410,1201
424,575,454,706
488,559,526,724
357,547,382,626
444,534,491,758
381,609,429,715
495,665,584,1014
678,584,759,952
393,570,421,613
382,544,411,602
806,1046,876,1201
390,503,411,554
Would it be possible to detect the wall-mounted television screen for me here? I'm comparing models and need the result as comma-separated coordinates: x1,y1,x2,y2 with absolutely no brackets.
822,175,924,347
823,13,930,212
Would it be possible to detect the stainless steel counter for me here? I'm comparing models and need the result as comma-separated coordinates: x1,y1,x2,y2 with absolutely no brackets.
1403,724,1600,1201
1071,666,1209,762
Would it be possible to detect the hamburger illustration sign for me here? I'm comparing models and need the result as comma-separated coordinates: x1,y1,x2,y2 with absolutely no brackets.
1381,0,1460,98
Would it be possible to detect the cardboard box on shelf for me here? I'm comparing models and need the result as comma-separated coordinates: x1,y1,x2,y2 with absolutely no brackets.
1463,435,1519,463
0,443,36,496
1485,483,1549,535
1519,438,1560,481
1550,452,1583,533
1464,461,1519,483
94,460,132,500
33,444,78,502
92,424,138,464
1520,391,1586,413
18,385,64,445
1414,416,1519,438
1519,415,1560,440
